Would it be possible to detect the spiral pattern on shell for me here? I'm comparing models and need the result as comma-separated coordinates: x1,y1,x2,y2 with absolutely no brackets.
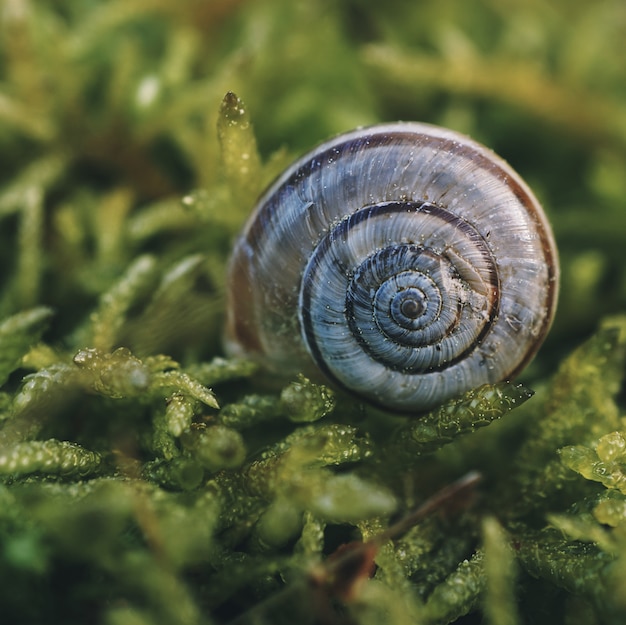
226,122,559,413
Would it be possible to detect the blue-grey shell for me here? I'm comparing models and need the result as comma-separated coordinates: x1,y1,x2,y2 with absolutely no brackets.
226,122,559,413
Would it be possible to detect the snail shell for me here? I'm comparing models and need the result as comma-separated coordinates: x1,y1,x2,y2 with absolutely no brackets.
226,122,559,413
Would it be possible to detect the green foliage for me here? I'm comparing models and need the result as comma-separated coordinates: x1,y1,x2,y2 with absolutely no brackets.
0,1,625,624
0,439,102,478
388,382,534,460
483,517,519,625
0,307,53,386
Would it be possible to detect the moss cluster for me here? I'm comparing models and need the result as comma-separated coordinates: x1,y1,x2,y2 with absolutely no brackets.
1,1,626,624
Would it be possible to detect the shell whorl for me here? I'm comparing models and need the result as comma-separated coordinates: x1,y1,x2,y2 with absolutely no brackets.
226,122,559,413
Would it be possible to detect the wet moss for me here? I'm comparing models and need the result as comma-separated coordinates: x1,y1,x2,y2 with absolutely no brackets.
1,1,626,624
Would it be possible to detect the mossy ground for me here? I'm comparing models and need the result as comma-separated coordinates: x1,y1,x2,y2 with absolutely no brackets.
1,1,626,624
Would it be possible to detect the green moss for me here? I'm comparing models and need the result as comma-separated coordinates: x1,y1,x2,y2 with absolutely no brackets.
1,1,626,624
